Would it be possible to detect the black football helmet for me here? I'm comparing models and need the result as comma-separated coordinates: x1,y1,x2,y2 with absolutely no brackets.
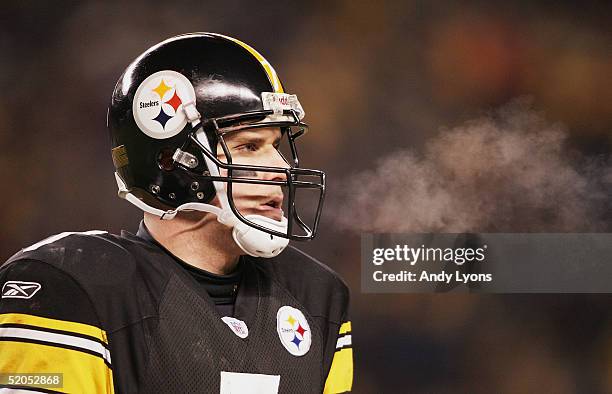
107,33,325,257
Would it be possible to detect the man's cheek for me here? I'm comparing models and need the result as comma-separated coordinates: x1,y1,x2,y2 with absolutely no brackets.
222,181,250,202
210,192,249,214
231,169,258,177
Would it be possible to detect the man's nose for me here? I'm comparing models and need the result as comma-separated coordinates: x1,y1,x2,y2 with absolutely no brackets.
260,150,290,181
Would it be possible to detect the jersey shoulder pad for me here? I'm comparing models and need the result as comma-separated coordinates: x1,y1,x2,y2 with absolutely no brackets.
4,230,145,287
1,258,99,325
5,230,121,267
3,230,166,332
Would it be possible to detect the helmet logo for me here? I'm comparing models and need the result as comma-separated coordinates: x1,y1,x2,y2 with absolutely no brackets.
133,70,196,139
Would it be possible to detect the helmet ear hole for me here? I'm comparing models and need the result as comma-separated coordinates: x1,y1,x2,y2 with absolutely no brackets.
157,147,176,171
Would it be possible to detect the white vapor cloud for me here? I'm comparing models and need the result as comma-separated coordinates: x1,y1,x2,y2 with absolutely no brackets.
331,100,611,232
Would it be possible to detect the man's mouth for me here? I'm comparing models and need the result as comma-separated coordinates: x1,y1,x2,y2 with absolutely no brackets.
256,195,284,220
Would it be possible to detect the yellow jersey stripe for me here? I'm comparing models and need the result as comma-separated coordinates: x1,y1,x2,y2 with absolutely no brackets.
339,321,351,335
0,340,114,394
0,313,107,344
218,34,284,93
323,347,353,394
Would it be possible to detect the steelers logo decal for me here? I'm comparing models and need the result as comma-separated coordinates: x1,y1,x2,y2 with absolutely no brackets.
276,306,311,356
132,70,196,139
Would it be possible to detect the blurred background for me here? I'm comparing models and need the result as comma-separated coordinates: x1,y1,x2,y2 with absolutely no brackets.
1,1,611,392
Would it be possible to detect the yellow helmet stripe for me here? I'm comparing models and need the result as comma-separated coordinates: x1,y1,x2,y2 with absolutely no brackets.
217,34,284,93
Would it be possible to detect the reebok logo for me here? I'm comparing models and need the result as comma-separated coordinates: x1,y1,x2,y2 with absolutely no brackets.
2,281,42,299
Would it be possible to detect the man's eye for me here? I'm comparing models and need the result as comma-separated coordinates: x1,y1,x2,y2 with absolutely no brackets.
236,143,258,152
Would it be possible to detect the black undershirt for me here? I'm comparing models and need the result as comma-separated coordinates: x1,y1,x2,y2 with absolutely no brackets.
135,221,242,317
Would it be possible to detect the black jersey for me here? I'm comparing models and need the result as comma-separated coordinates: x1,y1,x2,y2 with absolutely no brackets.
136,221,244,317
0,229,353,393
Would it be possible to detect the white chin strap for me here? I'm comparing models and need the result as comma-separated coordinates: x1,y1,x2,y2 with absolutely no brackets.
114,116,289,258
232,215,289,258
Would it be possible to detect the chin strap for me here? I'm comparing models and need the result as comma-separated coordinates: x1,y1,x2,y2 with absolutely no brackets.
232,215,289,258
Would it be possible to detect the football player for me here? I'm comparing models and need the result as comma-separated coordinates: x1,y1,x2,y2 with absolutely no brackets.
0,33,352,393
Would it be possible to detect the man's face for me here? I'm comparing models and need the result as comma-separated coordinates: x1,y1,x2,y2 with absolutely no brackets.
216,127,289,222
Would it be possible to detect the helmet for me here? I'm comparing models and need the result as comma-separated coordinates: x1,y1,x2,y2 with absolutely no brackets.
107,33,325,257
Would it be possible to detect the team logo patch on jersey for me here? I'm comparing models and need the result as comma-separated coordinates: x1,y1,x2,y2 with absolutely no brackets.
133,70,196,139
221,316,249,339
276,306,311,356
2,281,42,299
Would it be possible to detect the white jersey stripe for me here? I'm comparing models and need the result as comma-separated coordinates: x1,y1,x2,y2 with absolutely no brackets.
336,334,352,349
23,231,107,252
0,389,50,393
0,327,111,365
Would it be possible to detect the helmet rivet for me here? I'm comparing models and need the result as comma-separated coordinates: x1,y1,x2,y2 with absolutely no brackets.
196,192,205,200
188,158,197,167
191,181,199,190
169,192,176,200
150,185,160,194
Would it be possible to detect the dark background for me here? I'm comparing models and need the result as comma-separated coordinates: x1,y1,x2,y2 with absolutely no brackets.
1,1,611,393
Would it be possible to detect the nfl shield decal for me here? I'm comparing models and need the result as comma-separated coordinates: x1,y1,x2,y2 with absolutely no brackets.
276,306,311,356
221,316,249,339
